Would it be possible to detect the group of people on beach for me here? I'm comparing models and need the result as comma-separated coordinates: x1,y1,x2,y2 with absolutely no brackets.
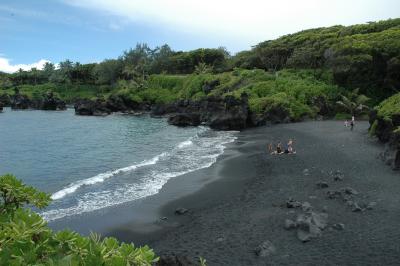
344,116,356,131
268,139,296,155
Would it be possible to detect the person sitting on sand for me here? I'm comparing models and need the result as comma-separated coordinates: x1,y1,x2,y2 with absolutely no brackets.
288,139,293,147
285,139,296,154
277,141,283,154
270,142,282,155
268,143,274,153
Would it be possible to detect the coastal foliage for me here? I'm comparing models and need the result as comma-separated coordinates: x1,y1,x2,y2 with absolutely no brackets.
336,88,370,116
231,18,400,100
94,68,343,120
1,18,399,105
0,174,158,266
375,92,400,118
369,92,400,138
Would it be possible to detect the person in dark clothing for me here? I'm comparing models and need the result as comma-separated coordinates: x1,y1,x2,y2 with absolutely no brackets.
276,141,283,154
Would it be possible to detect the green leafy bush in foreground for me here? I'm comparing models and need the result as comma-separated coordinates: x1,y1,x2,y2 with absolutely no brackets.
0,174,158,266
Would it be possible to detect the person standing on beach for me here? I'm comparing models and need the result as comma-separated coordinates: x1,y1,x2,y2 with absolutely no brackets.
350,115,355,131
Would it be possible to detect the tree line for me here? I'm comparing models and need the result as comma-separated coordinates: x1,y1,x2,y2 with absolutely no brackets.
1,18,399,101
0,44,230,88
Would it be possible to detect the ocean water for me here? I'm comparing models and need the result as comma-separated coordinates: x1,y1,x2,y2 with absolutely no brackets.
0,108,236,221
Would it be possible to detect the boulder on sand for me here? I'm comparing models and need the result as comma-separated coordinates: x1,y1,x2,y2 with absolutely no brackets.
286,198,302,208
254,240,276,257
332,223,345,230
174,208,189,215
316,181,329,189
332,170,344,181
284,219,297,230
295,212,328,242
341,187,358,196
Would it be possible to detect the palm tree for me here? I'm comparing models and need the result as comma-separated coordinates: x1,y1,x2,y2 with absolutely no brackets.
194,62,213,74
31,67,38,85
336,88,370,116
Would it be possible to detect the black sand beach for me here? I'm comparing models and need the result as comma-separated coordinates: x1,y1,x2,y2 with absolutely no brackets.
52,121,400,265
107,121,400,265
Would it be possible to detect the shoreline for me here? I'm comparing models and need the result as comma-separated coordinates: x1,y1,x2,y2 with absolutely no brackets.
109,120,400,265
47,133,244,237
48,120,400,265
103,135,256,245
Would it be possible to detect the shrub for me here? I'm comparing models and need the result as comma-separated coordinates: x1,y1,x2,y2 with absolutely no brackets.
0,174,158,265
249,92,313,121
376,92,400,118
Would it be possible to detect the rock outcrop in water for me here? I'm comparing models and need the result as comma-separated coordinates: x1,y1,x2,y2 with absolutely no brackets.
10,90,66,111
40,91,67,110
168,113,201,127
74,91,334,130
0,94,11,108
75,93,250,130
11,92,32,109
74,98,111,116
74,94,150,116
159,93,249,130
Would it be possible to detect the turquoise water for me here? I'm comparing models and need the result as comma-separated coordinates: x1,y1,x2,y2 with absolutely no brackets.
0,108,236,221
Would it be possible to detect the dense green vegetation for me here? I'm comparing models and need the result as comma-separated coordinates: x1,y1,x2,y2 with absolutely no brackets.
1,18,399,116
0,174,158,265
232,18,400,101
375,92,400,119
93,68,344,120
369,92,400,147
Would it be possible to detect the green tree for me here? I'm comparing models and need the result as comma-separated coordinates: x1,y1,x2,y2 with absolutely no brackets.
336,88,371,116
194,62,213,74
123,43,152,81
150,44,175,74
93,59,123,85
42,62,55,81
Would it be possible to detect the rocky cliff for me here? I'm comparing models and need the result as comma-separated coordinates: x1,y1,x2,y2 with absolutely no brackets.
369,93,400,170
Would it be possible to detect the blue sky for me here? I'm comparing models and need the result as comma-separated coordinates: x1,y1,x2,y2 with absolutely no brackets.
0,0,399,72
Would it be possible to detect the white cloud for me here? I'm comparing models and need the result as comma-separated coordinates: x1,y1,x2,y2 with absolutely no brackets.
63,0,400,47
0,57,50,73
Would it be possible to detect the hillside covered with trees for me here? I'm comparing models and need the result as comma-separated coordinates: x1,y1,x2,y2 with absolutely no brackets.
0,18,399,122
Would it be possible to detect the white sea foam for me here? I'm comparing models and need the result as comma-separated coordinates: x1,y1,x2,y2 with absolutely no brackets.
177,140,193,149
51,152,167,200
41,129,237,221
